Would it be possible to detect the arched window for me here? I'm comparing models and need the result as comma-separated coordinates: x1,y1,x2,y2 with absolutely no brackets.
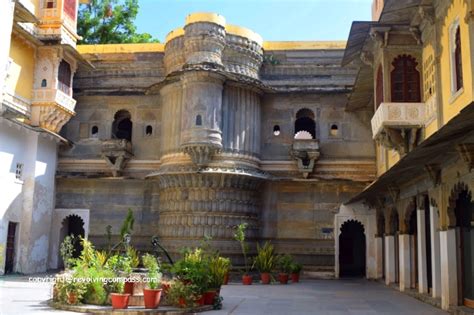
454,25,463,92
145,125,153,136
112,110,133,141
330,124,339,137
58,60,72,95
273,125,281,136
294,108,316,139
390,55,420,102
375,65,384,108
195,115,202,126
91,125,98,137
41,79,47,88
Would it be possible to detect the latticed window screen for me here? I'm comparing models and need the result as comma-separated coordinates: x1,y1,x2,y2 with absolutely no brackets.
390,55,421,102
454,26,463,91
58,60,72,95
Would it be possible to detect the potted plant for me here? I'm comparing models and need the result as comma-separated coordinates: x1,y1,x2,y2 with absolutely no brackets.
206,256,229,305
124,246,140,295
166,280,196,308
234,223,253,285
57,276,87,305
109,277,130,309
277,254,293,284
142,253,163,309
59,235,76,270
254,242,276,284
290,262,302,283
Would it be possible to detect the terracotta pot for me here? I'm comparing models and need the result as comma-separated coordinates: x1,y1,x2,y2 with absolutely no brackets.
162,283,171,294
110,293,130,309
178,297,187,308
143,288,162,309
196,294,205,306
291,272,300,283
67,292,77,305
242,274,253,285
124,281,134,295
260,272,271,284
204,290,217,305
223,272,229,285
278,273,289,284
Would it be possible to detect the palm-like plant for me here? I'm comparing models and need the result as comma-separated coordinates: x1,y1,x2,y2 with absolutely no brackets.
254,242,276,273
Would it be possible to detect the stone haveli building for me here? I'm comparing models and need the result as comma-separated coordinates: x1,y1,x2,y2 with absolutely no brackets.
339,0,474,311
0,0,88,275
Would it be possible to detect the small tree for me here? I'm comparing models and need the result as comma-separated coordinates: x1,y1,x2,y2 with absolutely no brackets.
234,223,251,275
60,235,76,269
78,0,159,44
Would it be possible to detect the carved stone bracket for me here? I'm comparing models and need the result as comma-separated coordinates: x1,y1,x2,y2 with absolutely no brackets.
409,27,422,45
388,185,400,203
182,144,221,167
378,127,420,156
101,139,133,177
425,164,441,186
290,139,320,178
456,143,474,172
369,26,391,47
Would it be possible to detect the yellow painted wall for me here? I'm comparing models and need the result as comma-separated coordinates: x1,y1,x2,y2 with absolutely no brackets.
439,0,473,124
6,37,35,101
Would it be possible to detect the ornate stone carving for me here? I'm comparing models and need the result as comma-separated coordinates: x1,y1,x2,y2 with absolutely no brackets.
101,139,133,177
290,139,321,178
456,143,474,172
182,144,221,166
184,21,226,67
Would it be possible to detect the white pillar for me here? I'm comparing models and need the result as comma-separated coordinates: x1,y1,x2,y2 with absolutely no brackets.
417,209,428,293
399,234,411,291
375,236,383,279
440,229,458,310
385,235,395,285
430,205,441,298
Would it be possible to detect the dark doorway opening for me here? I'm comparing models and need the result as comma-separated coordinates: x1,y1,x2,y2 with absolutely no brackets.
112,110,133,141
391,210,400,283
339,220,366,277
5,222,17,274
454,189,474,307
59,215,85,267
408,208,418,288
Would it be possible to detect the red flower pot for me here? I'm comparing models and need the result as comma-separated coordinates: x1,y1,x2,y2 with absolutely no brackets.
110,293,130,309
204,290,217,305
178,297,187,308
278,273,289,284
162,283,171,294
260,272,271,284
124,281,134,295
291,272,300,283
223,272,229,285
67,292,77,305
196,295,205,306
242,275,253,285
143,288,162,309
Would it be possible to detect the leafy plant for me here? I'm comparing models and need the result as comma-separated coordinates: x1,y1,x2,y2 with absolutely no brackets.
73,265,114,305
234,223,251,275
277,254,294,274
166,280,197,308
208,256,230,289
60,235,76,270
96,250,108,267
142,253,162,289
126,246,140,268
56,277,87,305
290,262,303,274
106,254,132,276
171,248,209,294
254,242,276,273
120,208,135,240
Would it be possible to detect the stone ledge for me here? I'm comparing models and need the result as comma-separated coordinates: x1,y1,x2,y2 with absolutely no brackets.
48,300,212,315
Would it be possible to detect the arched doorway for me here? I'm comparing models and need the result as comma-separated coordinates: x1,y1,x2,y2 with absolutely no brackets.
112,110,133,141
452,187,474,307
339,220,366,277
59,215,85,267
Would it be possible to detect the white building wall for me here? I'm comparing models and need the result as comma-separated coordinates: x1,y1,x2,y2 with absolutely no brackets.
0,118,58,274
0,0,15,105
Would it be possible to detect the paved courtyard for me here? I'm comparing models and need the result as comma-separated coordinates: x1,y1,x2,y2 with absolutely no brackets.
0,275,446,314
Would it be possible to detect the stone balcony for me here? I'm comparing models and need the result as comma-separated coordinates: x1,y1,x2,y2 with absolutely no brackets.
290,139,321,178
31,88,76,133
101,139,134,177
371,102,426,154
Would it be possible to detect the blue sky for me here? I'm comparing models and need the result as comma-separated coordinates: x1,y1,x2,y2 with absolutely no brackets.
135,0,373,42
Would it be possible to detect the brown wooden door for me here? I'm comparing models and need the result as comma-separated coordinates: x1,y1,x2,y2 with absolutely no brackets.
5,222,17,273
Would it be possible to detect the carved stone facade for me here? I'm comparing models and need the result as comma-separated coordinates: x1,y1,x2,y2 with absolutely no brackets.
58,13,375,265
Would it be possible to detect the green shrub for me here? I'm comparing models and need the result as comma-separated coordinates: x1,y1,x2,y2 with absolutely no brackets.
142,253,162,289
277,254,294,274
254,242,276,273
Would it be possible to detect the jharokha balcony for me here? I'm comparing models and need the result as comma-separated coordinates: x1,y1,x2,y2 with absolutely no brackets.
31,88,76,134
371,102,426,154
